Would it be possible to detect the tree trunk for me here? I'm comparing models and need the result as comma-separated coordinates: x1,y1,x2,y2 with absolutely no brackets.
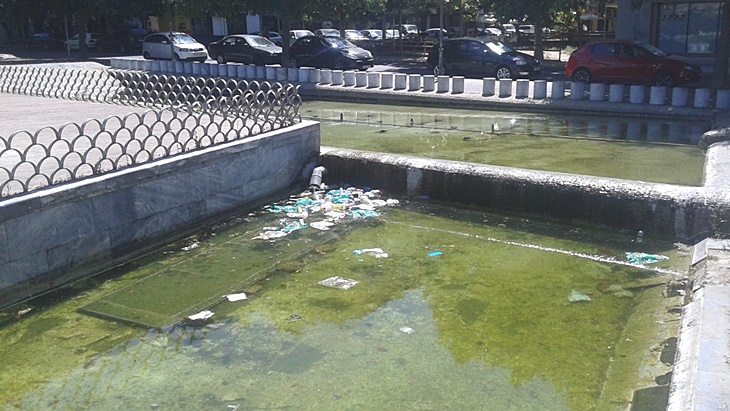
534,10,544,62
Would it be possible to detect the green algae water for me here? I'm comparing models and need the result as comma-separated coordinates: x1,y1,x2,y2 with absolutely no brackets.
0,199,688,411
302,101,708,186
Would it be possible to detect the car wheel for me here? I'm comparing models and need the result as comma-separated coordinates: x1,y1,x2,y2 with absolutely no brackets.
289,58,300,68
432,64,444,76
333,60,345,70
253,56,265,66
216,54,226,64
495,66,513,80
653,71,674,87
571,67,592,83
143,51,152,60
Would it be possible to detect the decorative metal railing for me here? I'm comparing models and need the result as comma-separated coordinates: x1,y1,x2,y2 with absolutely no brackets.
0,66,302,198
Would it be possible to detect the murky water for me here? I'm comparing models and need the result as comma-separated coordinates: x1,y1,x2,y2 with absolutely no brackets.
302,101,708,186
0,195,688,411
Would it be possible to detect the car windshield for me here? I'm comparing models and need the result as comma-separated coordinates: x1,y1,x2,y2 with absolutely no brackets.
485,41,514,55
323,37,355,48
171,34,197,44
249,37,276,47
636,42,669,57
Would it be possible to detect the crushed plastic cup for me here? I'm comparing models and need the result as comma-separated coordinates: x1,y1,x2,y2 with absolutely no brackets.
353,248,389,258
400,326,415,334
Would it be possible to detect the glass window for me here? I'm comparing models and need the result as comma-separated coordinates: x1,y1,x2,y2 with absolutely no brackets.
658,2,720,54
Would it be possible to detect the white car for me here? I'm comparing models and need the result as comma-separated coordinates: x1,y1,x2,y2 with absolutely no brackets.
314,28,340,37
142,32,208,62
65,33,102,51
289,30,314,45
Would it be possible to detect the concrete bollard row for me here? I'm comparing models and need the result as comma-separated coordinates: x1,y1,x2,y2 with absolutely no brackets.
118,58,730,109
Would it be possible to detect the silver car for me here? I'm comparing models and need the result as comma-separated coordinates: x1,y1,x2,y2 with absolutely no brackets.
142,32,208,62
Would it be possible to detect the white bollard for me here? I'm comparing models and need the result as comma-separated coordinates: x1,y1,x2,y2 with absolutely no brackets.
452,76,464,94
276,67,287,81
367,72,380,88
408,74,421,91
423,75,435,92
309,68,321,83
589,83,605,101
255,66,266,79
570,82,585,100
227,64,236,77
498,79,512,97
332,70,344,85
533,80,547,99
694,88,711,108
381,73,393,89
355,72,367,87
287,68,298,82
266,66,277,81
515,79,529,98
343,71,356,86
200,63,210,76
550,81,565,99
649,86,667,105
394,73,407,90
174,61,184,74
482,78,496,97
320,69,332,84
629,85,645,104
245,65,256,78
299,68,311,83
437,76,450,93
608,84,625,103
716,89,730,109
192,62,201,75
236,65,246,78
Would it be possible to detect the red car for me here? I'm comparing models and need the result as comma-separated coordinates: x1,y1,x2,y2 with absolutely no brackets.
565,40,701,86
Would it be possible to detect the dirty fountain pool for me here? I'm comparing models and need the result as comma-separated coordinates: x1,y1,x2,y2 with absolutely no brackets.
0,190,688,411
302,101,710,186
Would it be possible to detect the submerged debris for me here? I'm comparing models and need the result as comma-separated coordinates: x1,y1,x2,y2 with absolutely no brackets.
625,252,669,265
568,290,592,303
318,276,359,290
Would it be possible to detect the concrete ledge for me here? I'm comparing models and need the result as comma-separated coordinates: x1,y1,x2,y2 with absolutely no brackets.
319,147,720,240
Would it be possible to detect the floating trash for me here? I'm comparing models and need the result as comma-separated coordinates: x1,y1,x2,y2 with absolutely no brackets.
188,310,215,321
224,293,247,302
318,276,359,290
568,290,592,303
181,242,199,251
400,326,415,334
428,251,443,257
353,248,389,258
252,231,288,240
625,252,669,265
310,220,335,231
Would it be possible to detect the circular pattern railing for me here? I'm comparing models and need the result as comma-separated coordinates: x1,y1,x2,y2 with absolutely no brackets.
0,66,303,198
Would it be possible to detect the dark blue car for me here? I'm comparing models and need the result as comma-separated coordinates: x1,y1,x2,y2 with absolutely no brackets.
427,37,542,80
289,35,374,71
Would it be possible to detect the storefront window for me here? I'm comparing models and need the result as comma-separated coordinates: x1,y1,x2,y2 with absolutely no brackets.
658,2,720,54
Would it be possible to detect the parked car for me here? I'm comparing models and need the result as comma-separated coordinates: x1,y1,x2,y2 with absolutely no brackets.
518,25,535,35
361,29,383,40
422,28,448,40
208,34,281,65
502,23,517,39
24,33,62,50
565,39,702,86
96,27,148,53
64,33,102,51
394,24,420,38
142,32,208,62
427,37,542,79
345,29,370,46
289,35,374,70
314,28,340,37
289,30,315,45
251,31,283,46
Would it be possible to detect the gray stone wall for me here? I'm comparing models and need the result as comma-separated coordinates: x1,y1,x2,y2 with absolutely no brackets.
0,121,320,308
